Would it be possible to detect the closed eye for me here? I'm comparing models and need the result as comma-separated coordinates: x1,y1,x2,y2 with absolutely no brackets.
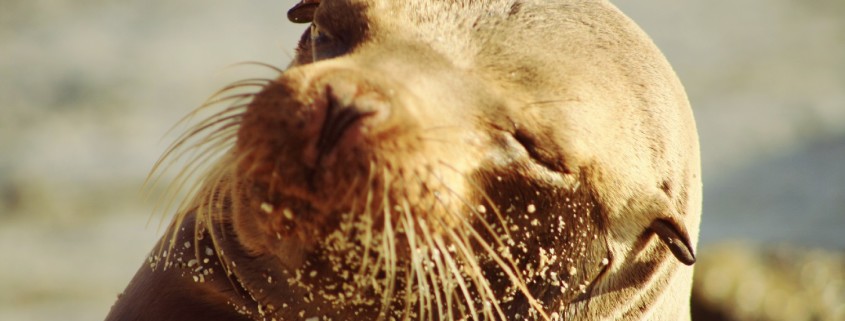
513,128,571,174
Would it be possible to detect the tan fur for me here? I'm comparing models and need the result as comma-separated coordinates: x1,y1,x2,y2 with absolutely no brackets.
106,1,700,320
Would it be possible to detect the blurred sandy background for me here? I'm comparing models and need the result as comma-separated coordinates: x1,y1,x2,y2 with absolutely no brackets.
0,0,842,320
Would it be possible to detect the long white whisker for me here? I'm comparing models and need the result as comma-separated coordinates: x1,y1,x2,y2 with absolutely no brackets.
432,233,479,321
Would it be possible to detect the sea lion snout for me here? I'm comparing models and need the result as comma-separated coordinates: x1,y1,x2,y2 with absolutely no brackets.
231,60,485,254
232,66,402,243
237,66,412,187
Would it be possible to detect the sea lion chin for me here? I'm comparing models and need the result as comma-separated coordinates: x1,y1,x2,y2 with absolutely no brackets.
105,1,701,321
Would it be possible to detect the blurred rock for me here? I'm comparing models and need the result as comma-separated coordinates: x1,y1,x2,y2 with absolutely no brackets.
692,243,845,321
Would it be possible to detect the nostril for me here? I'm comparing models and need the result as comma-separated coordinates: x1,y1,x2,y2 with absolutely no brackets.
316,91,376,154
314,81,384,158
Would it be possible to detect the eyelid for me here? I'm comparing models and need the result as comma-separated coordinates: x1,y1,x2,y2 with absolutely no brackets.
513,128,571,174
310,22,346,61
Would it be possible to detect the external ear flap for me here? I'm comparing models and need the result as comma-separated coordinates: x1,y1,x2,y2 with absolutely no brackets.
288,0,320,24
650,218,696,265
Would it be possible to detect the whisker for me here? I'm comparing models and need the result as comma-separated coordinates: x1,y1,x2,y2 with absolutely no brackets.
417,216,452,321
355,162,379,283
400,258,415,321
161,124,240,176
400,202,433,321
210,78,274,94
195,93,258,113
202,84,267,106
439,214,507,321
156,151,234,265
157,92,253,145
376,167,398,321
455,208,550,320
187,103,249,130
144,103,246,202
426,165,551,321
432,232,479,321
229,61,286,75
148,122,235,187
441,161,514,232
435,160,521,274
520,98,580,111
151,133,237,225
174,122,241,162
422,181,501,321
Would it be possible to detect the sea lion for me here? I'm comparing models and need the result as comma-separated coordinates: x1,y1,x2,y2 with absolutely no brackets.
105,0,701,320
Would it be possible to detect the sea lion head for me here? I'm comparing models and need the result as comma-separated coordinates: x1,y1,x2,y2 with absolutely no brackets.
158,0,701,320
